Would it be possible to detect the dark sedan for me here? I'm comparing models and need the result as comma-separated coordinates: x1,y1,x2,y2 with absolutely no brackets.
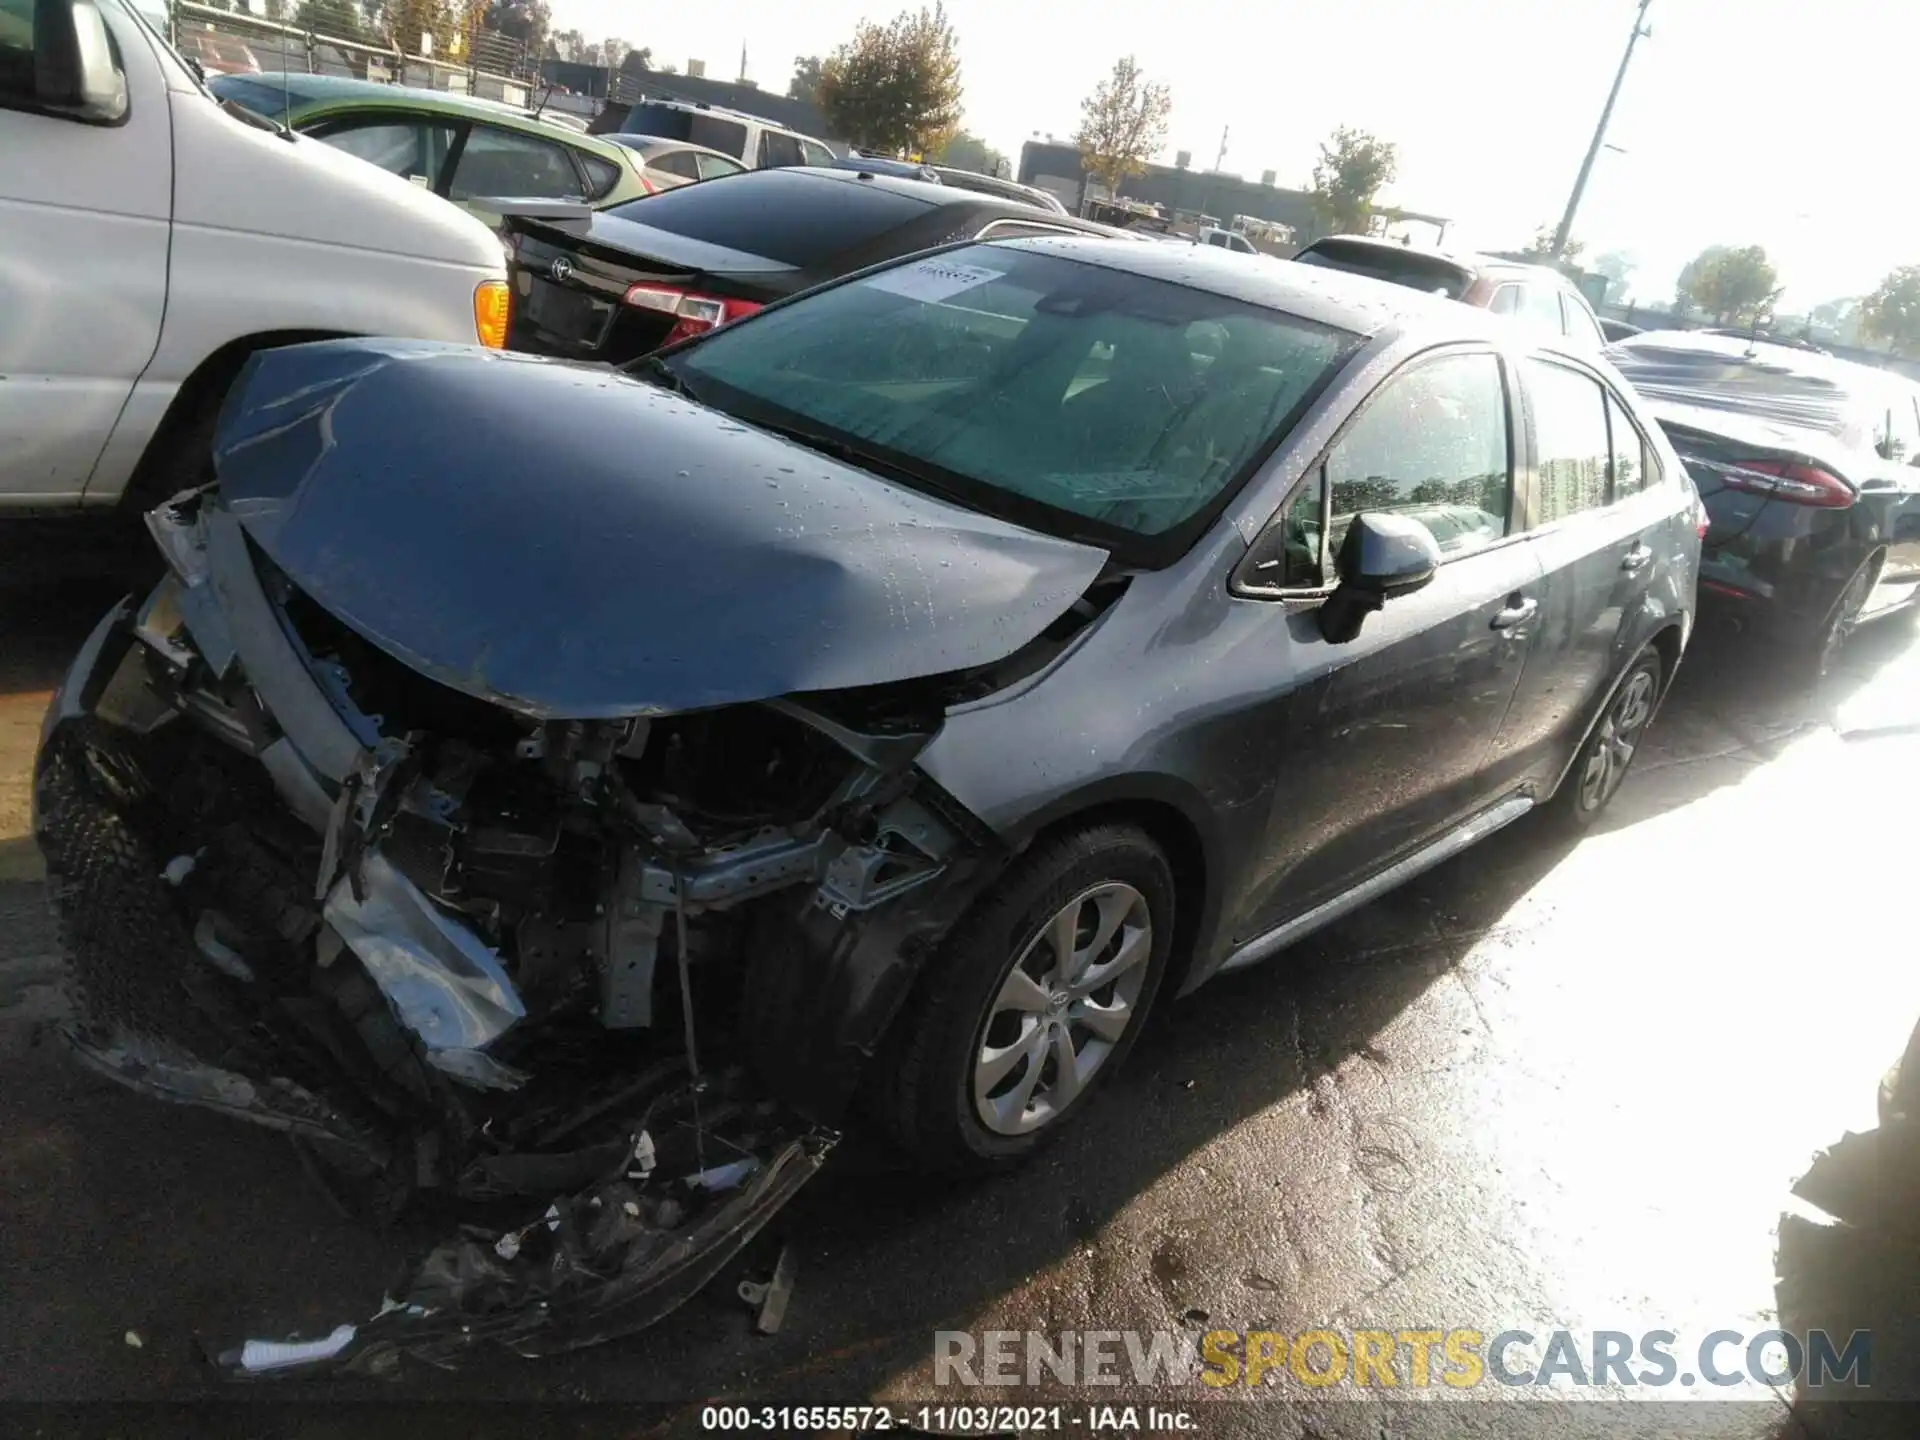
504,166,1106,364
1610,330,1920,669
37,239,1696,1373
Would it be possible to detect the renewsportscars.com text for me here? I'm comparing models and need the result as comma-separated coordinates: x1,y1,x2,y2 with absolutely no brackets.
934,1326,1872,1390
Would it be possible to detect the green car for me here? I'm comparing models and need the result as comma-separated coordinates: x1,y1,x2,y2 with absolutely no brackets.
209,73,653,226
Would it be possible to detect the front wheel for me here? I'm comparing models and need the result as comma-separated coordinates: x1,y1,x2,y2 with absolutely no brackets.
880,823,1176,1175
1551,645,1663,830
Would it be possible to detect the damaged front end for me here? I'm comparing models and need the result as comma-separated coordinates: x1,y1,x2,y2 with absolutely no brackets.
32,475,1065,1375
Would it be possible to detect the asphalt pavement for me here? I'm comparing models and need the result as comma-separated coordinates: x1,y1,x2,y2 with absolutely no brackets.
4,523,1920,1438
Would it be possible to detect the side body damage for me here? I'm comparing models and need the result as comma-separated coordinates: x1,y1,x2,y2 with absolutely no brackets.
32,346,1121,1373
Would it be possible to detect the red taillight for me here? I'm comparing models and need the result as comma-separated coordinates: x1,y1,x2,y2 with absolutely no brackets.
621,283,763,345
1721,458,1854,509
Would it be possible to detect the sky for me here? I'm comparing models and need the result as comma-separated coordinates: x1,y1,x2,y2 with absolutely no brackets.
547,0,1918,310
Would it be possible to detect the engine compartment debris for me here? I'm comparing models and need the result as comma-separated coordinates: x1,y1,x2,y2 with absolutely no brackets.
31,482,1053,1376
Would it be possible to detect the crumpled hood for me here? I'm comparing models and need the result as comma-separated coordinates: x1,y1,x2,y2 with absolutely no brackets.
209,339,1109,719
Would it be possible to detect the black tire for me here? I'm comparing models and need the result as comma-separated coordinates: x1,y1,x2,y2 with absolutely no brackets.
1802,551,1883,681
881,823,1176,1176
1549,644,1664,831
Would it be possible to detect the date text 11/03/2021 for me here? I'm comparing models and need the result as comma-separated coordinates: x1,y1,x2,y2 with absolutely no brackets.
699,1405,1195,1432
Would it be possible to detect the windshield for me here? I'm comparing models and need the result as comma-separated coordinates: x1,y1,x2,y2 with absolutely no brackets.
667,244,1357,562
1294,240,1475,301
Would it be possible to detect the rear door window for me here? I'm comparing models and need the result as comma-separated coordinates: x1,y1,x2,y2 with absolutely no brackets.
1604,389,1653,498
308,115,458,190
1560,293,1607,349
1524,358,1612,523
449,125,587,200
1488,284,1521,316
604,169,930,266
1518,283,1565,337
757,130,806,168
800,139,835,167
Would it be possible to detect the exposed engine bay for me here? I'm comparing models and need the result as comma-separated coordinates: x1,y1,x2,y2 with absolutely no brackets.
31,485,1118,1376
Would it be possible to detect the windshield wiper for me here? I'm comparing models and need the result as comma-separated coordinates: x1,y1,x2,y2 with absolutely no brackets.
745,417,965,503
632,354,701,401
221,98,290,138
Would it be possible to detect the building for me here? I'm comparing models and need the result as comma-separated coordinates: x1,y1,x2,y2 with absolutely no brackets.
1016,140,1449,246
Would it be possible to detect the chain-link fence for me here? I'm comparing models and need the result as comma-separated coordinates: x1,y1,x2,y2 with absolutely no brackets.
166,0,540,105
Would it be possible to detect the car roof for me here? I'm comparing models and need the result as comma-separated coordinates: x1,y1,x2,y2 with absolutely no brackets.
222,72,631,154
993,234,1514,341
624,95,806,136
1297,232,1574,287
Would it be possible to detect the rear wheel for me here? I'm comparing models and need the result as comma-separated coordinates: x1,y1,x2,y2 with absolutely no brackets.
1551,645,1663,830
881,823,1175,1175
1805,551,1883,679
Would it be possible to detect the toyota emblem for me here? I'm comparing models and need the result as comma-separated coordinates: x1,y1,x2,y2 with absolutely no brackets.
550,257,573,283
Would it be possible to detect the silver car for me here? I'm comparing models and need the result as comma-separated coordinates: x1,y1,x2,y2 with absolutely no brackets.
604,133,749,191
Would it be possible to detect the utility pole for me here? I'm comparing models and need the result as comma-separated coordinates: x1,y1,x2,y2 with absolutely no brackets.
1551,0,1652,258
1214,124,1229,173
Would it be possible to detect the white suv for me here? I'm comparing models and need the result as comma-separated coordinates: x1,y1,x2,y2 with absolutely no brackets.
0,0,509,512
607,98,835,172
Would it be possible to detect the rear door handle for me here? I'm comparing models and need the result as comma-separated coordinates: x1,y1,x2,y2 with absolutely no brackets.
1621,543,1654,573
1490,596,1538,630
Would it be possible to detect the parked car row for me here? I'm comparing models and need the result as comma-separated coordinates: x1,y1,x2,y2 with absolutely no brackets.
502,167,1117,363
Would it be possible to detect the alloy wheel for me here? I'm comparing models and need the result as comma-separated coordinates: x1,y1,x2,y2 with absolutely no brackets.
1815,564,1876,677
1578,666,1657,812
971,882,1153,1137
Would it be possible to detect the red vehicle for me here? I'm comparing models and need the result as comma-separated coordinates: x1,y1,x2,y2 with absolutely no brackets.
178,30,261,75
1293,234,1610,352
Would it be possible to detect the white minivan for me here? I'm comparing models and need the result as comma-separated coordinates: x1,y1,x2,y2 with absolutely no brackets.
0,0,510,512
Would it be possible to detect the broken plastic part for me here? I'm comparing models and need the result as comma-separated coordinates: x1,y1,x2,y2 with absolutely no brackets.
322,849,527,1055
192,911,256,984
737,1243,796,1335
236,1324,358,1373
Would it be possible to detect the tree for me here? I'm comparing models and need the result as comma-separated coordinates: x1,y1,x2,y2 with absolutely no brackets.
1071,56,1171,209
1523,223,1584,266
546,26,583,60
935,129,1005,177
1674,244,1781,326
816,3,964,155
788,55,823,105
1809,296,1863,345
1588,250,1635,305
1304,126,1397,242
482,0,549,64
1860,266,1920,357
614,44,651,74
384,0,455,57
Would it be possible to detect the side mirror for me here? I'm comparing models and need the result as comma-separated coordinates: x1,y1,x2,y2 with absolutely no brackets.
31,0,127,123
1317,511,1441,644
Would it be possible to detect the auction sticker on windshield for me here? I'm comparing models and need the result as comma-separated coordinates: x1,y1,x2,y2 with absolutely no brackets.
865,259,1006,302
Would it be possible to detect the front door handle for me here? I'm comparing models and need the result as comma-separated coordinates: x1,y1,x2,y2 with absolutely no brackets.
1490,596,1538,630
1621,543,1654,573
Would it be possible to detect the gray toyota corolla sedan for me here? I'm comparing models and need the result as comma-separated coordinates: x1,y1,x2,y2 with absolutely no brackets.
35,237,1699,1370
